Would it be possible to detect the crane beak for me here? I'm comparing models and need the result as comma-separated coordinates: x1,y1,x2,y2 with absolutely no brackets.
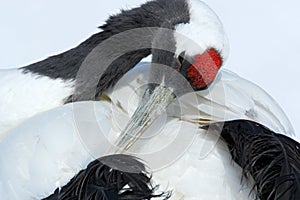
111,83,175,153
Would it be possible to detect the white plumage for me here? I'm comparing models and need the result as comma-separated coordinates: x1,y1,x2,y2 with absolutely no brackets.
0,63,294,199
0,68,74,138
174,0,229,59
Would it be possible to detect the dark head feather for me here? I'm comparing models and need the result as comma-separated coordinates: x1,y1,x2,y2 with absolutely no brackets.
22,0,190,102
205,120,300,200
43,154,171,200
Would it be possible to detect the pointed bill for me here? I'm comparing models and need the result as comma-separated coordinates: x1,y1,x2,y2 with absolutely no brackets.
107,84,175,153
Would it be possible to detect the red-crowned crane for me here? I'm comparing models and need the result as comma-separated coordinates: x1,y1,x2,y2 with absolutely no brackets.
1,0,299,199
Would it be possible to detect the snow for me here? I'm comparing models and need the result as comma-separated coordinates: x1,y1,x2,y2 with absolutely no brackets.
0,0,299,136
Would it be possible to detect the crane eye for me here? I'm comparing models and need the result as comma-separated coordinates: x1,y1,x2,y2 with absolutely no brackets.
177,51,186,66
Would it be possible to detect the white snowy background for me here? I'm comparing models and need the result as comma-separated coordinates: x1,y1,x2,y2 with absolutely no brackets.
0,0,299,136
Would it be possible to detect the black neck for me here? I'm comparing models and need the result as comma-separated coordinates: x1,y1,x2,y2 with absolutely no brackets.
22,0,190,101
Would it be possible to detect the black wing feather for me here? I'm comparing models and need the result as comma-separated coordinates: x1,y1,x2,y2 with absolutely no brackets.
42,154,171,200
205,120,300,200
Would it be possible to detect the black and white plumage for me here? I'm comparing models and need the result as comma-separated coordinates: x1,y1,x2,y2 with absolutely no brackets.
42,120,300,200
0,63,295,199
43,154,170,200
0,0,227,136
206,120,300,200
1,0,299,199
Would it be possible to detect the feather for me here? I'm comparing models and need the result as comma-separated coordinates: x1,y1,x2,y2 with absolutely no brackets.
204,120,300,200
42,154,170,200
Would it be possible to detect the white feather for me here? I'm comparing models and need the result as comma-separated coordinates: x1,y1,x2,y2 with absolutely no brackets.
109,63,294,135
0,68,74,139
174,0,229,60
0,63,294,199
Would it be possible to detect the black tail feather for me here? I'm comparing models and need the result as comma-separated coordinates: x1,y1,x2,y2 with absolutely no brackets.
206,120,300,200
43,154,171,200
